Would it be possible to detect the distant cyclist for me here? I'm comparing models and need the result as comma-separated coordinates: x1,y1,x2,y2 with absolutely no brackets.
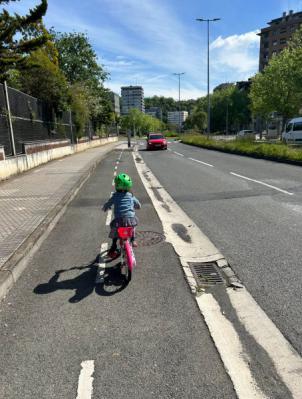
103,173,141,257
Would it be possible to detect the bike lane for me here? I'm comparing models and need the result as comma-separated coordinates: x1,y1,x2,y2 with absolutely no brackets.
0,149,235,399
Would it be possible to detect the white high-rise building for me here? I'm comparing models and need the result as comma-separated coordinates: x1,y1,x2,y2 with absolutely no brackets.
167,111,188,126
121,86,145,115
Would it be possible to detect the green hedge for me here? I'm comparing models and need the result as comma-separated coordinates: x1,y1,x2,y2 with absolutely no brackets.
181,135,302,163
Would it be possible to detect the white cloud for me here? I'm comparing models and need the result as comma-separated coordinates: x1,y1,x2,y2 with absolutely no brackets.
210,31,260,79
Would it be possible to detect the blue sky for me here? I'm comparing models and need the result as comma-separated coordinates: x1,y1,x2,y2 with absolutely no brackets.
3,0,302,99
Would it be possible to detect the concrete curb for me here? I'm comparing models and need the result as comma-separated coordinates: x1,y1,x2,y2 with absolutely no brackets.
0,144,117,301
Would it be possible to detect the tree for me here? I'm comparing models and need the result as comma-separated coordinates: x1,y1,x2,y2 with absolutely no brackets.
0,0,48,80
18,48,69,113
54,32,108,87
121,109,162,136
250,26,302,123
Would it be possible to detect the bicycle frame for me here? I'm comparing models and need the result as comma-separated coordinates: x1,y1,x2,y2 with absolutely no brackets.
117,227,136,281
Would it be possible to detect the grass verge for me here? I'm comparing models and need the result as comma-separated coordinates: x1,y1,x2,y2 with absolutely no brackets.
181,135,302,164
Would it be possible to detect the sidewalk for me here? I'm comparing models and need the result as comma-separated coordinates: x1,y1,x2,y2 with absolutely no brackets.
0,141,121,297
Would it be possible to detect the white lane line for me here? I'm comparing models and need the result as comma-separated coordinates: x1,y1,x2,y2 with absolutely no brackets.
114,166,118,170
189,157,214,168
106,209,112,226
167,148,172,152
173,151,184,157
96,242,108,284
230,172,294,196
196,294,267,399
76,360,95,399
113,171,117,177
112,179,115,187
228,288,302,399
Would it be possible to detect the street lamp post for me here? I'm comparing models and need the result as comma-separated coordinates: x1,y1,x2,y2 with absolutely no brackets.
196,18,221,136
173,72,185,135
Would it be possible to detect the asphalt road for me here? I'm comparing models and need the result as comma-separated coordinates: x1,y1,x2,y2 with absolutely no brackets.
140,141,302,356
0,149,236,399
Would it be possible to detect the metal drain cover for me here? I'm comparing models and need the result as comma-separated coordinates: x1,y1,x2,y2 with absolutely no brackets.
189,262,225,286
136,231,165,247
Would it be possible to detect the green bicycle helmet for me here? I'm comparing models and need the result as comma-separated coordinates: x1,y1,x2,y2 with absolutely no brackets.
115,173,133,191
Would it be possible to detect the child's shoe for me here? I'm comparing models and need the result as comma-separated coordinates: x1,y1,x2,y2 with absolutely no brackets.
132,241,138,248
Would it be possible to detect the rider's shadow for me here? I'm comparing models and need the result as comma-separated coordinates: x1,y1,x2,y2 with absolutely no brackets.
34,254,127,303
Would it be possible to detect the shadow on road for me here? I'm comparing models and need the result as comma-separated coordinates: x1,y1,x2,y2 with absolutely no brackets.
33,255,128,302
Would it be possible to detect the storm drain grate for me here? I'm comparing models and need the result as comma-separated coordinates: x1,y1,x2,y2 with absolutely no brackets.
136,231,165,247
189,262,225,286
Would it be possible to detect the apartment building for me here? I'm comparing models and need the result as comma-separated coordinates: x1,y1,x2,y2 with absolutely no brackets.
121,86,145,115
167,111,188,126
145,107,162,120
258,10,302,71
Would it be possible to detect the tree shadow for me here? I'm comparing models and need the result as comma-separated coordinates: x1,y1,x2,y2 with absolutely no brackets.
33,253,128,303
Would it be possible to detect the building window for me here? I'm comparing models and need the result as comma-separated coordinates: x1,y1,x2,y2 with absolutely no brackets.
272,40,278,46
272,30,279,35
280,28,287,34
272,50,277,56
280,38,287,44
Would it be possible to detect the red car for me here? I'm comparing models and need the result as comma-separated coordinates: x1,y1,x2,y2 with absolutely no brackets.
146,133,167,150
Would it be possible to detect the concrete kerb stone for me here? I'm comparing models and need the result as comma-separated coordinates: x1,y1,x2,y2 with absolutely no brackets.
0,145,117,302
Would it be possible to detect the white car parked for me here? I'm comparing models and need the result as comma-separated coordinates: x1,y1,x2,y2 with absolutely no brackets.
236,130,256,140
282,117,302,144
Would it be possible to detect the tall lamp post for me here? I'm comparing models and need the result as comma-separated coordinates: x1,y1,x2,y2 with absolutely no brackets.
196,18,220,136
173,72,185,135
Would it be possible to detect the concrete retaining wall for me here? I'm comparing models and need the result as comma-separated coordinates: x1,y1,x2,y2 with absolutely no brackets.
0,136,118,181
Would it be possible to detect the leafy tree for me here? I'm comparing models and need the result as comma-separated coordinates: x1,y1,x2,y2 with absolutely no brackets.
250,26,302,123
54,32,108,87
70,83,90,136
0,0,48,80
18,48,69,113
121,109,162,136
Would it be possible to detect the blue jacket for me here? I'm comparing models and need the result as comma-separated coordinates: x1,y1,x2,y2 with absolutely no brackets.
103,191,141,218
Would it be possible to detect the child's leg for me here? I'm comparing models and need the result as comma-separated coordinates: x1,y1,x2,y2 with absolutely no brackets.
109,238,118,251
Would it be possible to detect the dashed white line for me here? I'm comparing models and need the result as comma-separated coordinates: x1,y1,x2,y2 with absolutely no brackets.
188,157,214,168
112,179,115,187
173,151,184,157
113,171,117,177
106,209,112,226
76,360,95,399
96,242,108,284
230,172,294,196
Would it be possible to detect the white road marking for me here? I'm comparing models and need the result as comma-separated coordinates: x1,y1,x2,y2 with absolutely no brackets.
106,209,112,226
228,288,302,399
230,172,294,196
114,166,118,170
173,151,184,157
113,171,117,177
196,294,267,399
167,148,172,151
112,179,115,187
133,150,302,399
188,157,214,168
96,243,108,284
76,360,95,399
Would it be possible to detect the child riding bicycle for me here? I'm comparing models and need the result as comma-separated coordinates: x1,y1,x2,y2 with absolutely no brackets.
103,173,141,258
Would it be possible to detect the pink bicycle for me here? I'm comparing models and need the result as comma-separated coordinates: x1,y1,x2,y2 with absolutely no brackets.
117,227,136,283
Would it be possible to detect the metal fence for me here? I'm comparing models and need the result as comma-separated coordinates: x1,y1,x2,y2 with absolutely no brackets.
0,83,116,157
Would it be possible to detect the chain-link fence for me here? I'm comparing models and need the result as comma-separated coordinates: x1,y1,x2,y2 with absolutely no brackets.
0,83,117,157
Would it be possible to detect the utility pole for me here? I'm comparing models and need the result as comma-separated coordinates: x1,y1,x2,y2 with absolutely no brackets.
196,18,221,136
173,72,185,135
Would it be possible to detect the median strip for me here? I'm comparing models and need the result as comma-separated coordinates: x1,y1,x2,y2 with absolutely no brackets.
230,172,294,196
